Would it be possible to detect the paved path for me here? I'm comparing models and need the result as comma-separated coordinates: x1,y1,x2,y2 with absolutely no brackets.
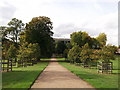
31,58,95,88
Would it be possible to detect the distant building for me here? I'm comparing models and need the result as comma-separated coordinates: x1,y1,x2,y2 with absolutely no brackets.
53,38,70,44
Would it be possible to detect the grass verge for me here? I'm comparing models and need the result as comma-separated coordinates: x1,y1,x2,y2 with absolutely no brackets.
2,62,48,89
59,62,118,89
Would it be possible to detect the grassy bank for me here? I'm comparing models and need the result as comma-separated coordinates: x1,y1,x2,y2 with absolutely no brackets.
2,62,48,89
59,58,119,89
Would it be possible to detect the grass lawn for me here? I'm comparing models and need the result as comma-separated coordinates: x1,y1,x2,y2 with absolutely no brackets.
56,58,66,61
2,62,49,89
59,59,119,89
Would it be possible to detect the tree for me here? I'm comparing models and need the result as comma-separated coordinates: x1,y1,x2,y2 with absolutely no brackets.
66,43,72,49
55,41,66,54
7,44,17,59
7,18,24,43
100,44,116,61
63,49,69,59
2,39,15,59
28,43,41,61
17,42,29,67
24,16,54,57
68,45,81,64
88,38,101,49
80,43,92,65
96,33,107,48
17,42,41,66
0,26,7,40
70,31,91,47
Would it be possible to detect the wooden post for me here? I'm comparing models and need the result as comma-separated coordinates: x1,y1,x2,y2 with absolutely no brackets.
7,59,9,72
2,60,4,71
11,59,12,71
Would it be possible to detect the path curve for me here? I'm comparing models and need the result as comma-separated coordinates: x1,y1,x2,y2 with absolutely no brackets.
31,58,95,89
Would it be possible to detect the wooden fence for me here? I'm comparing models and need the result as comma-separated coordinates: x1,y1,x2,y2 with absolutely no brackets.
1,59,13,72
97,61,113,74
1,59,37,72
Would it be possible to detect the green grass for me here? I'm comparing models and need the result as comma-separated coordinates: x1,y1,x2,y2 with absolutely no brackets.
59,61,118,89
56,58,66,61
2,62,49,89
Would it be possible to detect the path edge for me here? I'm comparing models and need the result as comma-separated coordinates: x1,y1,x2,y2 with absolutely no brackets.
28,62,50,90
59,62,95,89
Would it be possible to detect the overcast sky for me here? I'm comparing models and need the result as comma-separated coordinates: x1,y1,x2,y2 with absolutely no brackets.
0,0,119,46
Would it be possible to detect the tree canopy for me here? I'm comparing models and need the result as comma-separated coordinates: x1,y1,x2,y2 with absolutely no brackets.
70,31,91,48
96,33,107,48
24,16,54,57
7,18,25,43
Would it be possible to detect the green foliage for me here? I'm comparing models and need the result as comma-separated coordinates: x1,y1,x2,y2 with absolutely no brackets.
17,42,41,61
24,16,54,57
68,45,81,63
89,38,101,49
63,49,69,59
55,41,66,54
96,33,107,48
70,31,90,47
90,50,102,61
28,43,41,60
7,44,17,59
100,44,116,61
0,26,7,39
80,43,92,64
66,43,72,49
7,18,24,43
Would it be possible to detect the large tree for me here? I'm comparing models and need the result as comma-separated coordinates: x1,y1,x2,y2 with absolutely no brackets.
24,16,54,57
7,18,24,43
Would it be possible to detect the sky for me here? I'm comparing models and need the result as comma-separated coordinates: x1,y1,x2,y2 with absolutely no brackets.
0,0,119,46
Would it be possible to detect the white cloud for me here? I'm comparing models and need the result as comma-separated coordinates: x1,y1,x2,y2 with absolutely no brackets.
0,0,118,46
0,0,16,25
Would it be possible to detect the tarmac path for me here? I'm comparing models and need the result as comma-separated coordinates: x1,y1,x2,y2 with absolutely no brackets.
31,58,95,89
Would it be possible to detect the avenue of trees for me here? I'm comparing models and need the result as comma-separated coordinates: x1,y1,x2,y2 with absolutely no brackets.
66,31,117,68
0,16,55,67
0,16,118,70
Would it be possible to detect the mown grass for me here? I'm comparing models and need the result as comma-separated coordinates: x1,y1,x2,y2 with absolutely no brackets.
56,58,66,61
59,58,119,89
2,62,48,89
